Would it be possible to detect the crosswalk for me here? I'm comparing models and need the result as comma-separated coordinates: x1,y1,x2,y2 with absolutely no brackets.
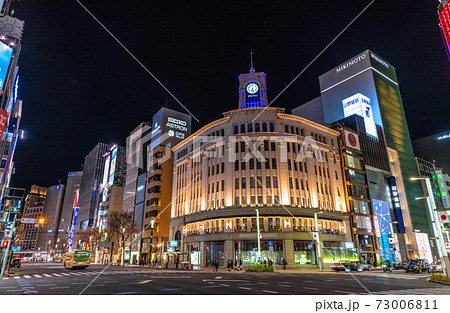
2,269,155,280
346,272,431,280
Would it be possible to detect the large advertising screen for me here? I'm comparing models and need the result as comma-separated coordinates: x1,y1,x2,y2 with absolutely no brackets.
373,199,396,263
150,107,192,151
108,147,117,186
342,93,378,138
439,1,450,56
0,42,13,90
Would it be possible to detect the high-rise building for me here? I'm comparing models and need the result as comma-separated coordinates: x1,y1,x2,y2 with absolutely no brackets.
413,131,450,174
169,67,352,268
438,0,450,58
292,50,429,244
17,185,46,251
141,108,191,265
77,143,113,231
58,171,82,250
35,184,66,255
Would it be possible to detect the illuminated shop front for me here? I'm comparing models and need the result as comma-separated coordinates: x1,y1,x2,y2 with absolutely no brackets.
236,240,283,265
373,199,396,263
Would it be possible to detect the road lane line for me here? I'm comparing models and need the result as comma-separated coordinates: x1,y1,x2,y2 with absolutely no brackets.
23,275,31,278
36,284,56,287
257,282,269,285
51,273,63,277
263,290,278,294
42,274,52,277
33,275,42,278
220,284,230,287
50,286,70,289
238,287,252,290
137,280,153,284
303,287,319,290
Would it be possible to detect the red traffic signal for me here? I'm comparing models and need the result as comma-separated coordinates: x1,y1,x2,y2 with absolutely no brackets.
1,240,9,248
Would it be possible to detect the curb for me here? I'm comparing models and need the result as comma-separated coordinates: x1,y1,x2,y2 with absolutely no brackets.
427,278,450,286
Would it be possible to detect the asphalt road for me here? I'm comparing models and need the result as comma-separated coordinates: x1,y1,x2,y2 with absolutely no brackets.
1,263,449,295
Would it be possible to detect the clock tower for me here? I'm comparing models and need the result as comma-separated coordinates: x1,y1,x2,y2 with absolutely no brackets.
238,54,268,109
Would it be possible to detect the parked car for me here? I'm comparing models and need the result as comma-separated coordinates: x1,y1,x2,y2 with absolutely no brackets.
430,262,443,272
330,260,363,272
405,259,431,273
393,261,408,270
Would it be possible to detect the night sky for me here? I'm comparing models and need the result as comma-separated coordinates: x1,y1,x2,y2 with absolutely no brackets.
9,0,450,190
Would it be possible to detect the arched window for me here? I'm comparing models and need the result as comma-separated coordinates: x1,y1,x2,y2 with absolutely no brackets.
262,122,268,132
255,123,260,132
248,123,253,132
234,125,238,134
241,123,246,133
270,122,275,132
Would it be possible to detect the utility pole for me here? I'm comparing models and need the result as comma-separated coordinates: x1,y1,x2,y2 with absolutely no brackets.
314,211,323,272
1,213,17,276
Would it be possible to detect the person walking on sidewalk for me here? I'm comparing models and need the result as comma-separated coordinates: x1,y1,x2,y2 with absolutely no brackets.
213,258,219,272
282,258,287,270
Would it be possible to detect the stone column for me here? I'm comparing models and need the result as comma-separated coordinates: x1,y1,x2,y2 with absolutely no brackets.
284,239,294,267
224,240,235,266
199,241,206,267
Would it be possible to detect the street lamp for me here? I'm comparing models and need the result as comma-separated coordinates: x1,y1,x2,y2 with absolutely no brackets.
411,176,449,277
314,211,324,272
256,209,261,263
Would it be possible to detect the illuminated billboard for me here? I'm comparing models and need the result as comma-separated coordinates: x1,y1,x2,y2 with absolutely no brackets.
0,41,13,90
150,107,192,151
102,154,110,188
439,1,450,55
373,199,395,263
108,147,117,186
342,93,378,138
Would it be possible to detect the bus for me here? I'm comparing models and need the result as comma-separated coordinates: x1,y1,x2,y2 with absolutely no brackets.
64,250,91,269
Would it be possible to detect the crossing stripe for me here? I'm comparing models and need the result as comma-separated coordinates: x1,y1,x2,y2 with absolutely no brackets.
23,275,31,278
51,273,63,277
13,276,20,279
33,274,42,278
42,274,52,277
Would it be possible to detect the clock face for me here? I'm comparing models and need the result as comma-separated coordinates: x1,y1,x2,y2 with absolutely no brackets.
246,83,259,94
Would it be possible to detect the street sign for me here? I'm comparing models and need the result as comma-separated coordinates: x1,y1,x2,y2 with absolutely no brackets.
268,241,274,247
170,240,178,247
388,238,394,244
20,218,36,224
4,230,12,238
312,232,318,240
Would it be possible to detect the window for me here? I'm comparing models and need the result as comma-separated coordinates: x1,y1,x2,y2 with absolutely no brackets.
271,142,276,151
234,124,238,134
262,122,268,132
266,176,271,188
256,159,262,169
212,165,215,175
241,160,246,170
335,170,338,179
287,142,290,152
294,161,297,171
222,180,225,191
272,158,277,169
301,179,304,190
250,177,255,188
235,178,239,189
250,158,255,170
267,195,272,205
270,122,275,132
221,162,225,173
315,165,317,175
251,196,256,205
301,128,305,136
241,123,246,133
274,195,279,206
235,160,239,171
264,140,269,150
255,123,260,132
248,123,253,132
257,176,262,188
299,161,302,172
285,125,289,133
242,177,247,189
265,159,270,169
295,178,299,189
304,162,307,173
322,167,326,177
216,164,219,174
216,182,219,192
273,176,278,188
258,195,263,204
240,141,246,152
288,160,292,170
289,177,293,189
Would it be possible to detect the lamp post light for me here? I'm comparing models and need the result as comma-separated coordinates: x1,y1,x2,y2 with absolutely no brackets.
256,209,261,263
314,211,324,271
411,177,449,277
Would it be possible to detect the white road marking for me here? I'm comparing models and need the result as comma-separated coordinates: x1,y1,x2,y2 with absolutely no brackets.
6,289,22,292
257,282,269,285
60,273,71,276
215,276,222,279
23,275,31,278
50,286,70,289
2,278,9,280
334,290,355,294
220,284,230,287
42,274,52,277
36,284,56,287
239,287,252,290
51,273,63,277
303,287,319,290
137,280,153,284
33,274,42,278
263,290,278,294
13,276,20,279
278,285,292,287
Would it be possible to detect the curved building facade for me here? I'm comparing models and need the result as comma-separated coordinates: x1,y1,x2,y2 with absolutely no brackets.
169,68,353,267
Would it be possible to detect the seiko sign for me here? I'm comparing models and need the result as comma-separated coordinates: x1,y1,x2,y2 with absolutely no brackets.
336,53,366,73
166,117,188,132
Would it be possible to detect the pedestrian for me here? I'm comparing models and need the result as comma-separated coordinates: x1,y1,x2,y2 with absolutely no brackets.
213,258,219,272
282,258,287,270
176,255,179,269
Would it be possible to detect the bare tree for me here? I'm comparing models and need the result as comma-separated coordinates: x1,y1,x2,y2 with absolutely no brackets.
76,227,100,251
107,211,136,265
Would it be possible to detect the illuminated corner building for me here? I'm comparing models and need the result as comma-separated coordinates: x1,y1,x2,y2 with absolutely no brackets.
17,185,46,251
141,108,191,265
169,66,352,268
413,131,450,175
292,50,430,248
58,171,82,251
35,184,66,256
77,143,114,232
96,145,126,233
0,15,24,203
438,0,450,58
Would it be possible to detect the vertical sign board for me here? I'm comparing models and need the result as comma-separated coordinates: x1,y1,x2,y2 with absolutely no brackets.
68,188,80,251
389,176,406,233
0,109,7,140
102,154,110,188
108,147,117,186
372,215,381,238
0,41,13,91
